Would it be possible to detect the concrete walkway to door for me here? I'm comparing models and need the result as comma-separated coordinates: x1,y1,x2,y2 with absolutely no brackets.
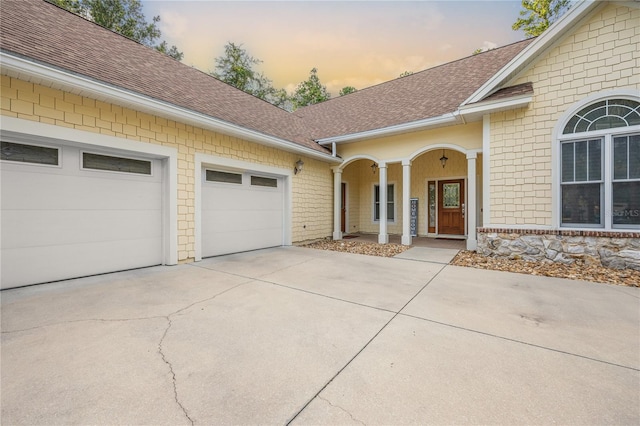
1,247,638,425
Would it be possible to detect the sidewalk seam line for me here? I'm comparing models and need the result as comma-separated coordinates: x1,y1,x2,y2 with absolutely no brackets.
284,264,449,425
399,312,640,372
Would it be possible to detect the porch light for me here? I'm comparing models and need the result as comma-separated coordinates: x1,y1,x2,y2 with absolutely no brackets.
440,150,448,168
371,162,378,174
294,159,304,174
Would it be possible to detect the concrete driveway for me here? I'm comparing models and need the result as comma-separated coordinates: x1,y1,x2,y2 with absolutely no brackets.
1,246,638,425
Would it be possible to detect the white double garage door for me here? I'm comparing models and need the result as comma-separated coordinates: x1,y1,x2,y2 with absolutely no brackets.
1,137,287,289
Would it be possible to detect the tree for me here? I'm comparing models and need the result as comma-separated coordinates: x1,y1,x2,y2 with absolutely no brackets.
211,42,288,109
292,68,331,110
50,0,183,60
156,41,184,61
512,0,571,37
399,71,413,77
339,86,357,96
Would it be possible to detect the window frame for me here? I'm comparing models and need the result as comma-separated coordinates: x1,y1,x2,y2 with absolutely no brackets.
557,127,640,231
80,150,153,176
373,182,396,223
0,140,62,168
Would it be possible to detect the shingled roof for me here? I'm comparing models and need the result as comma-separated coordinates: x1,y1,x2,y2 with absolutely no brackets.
1,0,536,149
293,39,534,140
0,0,328,154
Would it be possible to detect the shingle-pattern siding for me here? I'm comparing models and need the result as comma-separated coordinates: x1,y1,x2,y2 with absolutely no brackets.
0,0,328,154
294,39,534,139
489,2,639,226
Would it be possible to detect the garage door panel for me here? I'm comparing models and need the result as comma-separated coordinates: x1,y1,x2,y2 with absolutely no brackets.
202,187,282,211
202,210,282,233
201,170,285,258
1,146,164,289
2,210,161,249
2,238,162,288
1,170,161,211
203,228,282,257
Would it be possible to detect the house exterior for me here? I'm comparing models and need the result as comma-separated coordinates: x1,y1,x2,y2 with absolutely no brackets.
1,0,638,289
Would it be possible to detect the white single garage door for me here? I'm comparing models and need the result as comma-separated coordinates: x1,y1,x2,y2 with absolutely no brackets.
1,140,163,289
202,168,284,257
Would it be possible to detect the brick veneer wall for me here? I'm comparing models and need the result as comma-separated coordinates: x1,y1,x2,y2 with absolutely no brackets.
477,227,640,271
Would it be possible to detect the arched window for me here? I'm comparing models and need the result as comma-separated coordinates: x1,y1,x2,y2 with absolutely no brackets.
558,96,640,230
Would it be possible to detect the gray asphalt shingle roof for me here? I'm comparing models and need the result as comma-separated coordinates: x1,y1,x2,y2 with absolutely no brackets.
293,40,534,139
1,0,535,148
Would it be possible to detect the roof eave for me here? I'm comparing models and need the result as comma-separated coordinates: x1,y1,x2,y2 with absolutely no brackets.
459,95,533,121
0,51,339,163
461,0,605,106
317,113,459,145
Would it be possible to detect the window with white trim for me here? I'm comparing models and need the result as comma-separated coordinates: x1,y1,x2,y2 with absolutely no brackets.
559,97,640,229
374,184,395,221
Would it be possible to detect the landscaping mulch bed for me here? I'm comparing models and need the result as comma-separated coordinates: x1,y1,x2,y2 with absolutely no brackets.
451,250,640,287
303,240,411,257
303,239,640,287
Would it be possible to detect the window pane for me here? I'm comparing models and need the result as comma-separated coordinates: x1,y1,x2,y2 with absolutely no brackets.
561,183,601,225
374,202,380,221
387,184,394,202
613,136,628,180
374,185,380,202
574,118,590,133
206,170,242,184
588,139,601,181
1,141,58,165
563,115,580,134
584,106,606,122
387,201,394,220
83,152,151,175
630,135,640,179
561,143,574,182
613,181,640,226
250,176,277,187
574,141,588,181
591,116,627,131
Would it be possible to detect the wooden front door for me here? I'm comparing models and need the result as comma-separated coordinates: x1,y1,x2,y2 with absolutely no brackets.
341,182,347,233
438,179,465,235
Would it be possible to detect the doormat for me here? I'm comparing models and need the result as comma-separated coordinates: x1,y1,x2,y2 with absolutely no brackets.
343,235,359,239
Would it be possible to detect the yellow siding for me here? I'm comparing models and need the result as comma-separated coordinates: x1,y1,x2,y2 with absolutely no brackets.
489,3,639,226
336,121,482,161
1,77,334,261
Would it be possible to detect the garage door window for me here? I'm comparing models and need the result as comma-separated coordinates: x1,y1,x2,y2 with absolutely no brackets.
1,141,59,166
251,176,278,188
82,152,151,175
206,170,242,184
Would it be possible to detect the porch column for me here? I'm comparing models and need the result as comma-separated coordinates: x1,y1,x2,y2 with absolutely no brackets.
401,159,412,245
378,162,389,244
333,168,342,240
466,152,477,250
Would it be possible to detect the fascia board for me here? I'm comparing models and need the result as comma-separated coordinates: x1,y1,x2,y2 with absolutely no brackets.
317,113,459,145
459,95,533,117
461,0,601,106
0,52,339,163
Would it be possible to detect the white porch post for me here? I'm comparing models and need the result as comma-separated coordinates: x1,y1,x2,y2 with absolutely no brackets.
333,168,343,240
466,152,478,250
401,159,412,246
378,162,389,244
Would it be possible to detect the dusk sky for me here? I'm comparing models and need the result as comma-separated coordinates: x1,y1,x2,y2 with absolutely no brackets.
142,1,531,95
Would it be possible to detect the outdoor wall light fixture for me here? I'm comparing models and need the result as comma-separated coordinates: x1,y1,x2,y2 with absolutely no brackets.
294,159,304,175
440,150,448,168
371,162,378,174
